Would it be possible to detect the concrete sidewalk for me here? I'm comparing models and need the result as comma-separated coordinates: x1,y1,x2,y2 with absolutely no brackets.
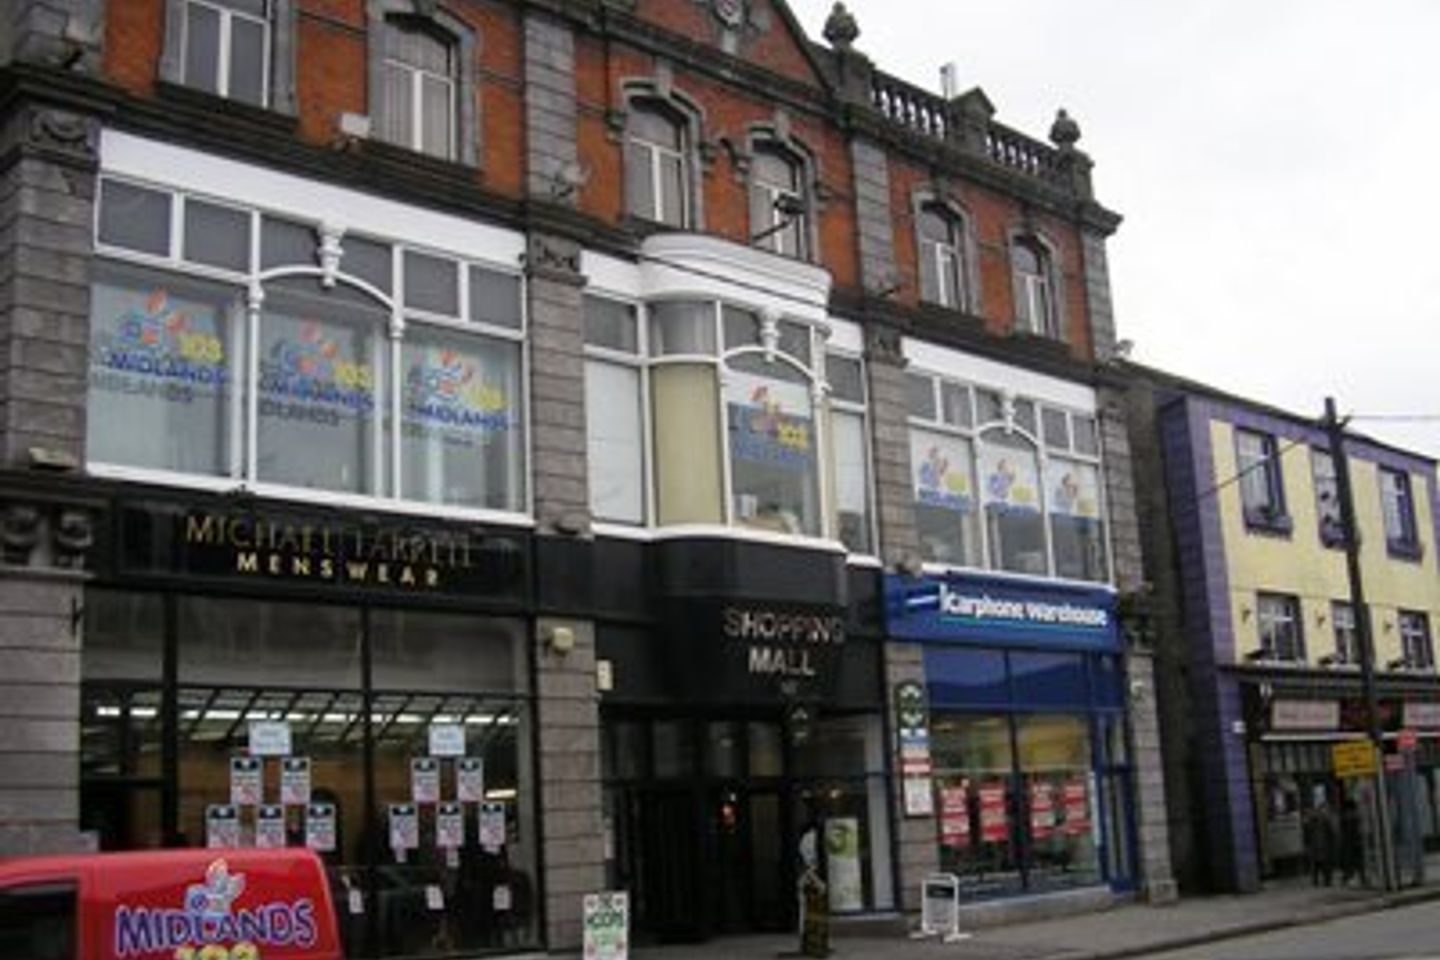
629,877,1440,960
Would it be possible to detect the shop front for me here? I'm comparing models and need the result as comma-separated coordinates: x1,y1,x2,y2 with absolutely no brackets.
1241,683,1440,883
78,490,540,958
886,570,1136,901
595,537,890,942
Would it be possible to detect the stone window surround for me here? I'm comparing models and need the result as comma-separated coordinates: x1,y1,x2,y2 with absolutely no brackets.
160,0,298,114
619,78,707,230
1008,226,1067,342
366,0,480,167
911,188,980,314
744,122,821,264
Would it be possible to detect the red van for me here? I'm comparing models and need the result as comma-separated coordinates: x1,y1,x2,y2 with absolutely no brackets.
0,848,343,960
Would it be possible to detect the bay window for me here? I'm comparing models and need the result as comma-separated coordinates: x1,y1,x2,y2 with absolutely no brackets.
584,296,646,525
827,354,873,555
88,177,526,516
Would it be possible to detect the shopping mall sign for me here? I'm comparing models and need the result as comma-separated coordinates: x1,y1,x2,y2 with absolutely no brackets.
884,572,1119,652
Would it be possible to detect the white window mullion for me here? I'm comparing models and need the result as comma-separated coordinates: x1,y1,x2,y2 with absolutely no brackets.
245,284,262,483
411,68,425,152
217,7,233,99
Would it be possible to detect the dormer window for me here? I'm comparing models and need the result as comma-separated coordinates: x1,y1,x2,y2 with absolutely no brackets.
625,100,691,227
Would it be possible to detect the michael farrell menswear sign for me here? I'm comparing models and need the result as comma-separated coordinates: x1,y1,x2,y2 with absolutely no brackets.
885,572,1119,652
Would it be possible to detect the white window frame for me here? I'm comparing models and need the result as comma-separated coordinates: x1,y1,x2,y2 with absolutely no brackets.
904,370,1112,585
625,102,691,227
382,20,457,159
918,205,966,310
184,0,271,106
1012,236,1058,338
1331,601,1360,666
826,349,877,558
89,172,530,526
1257,593,1304,663
582,294,650,527
1400,611,1434,671
1380,467,1419,548
750,143,808,260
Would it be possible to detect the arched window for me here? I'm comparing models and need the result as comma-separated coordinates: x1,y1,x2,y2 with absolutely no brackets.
750,142,809,259
1012,236,1059,337
379,16,457,159
917,203,968,309
625,99,692,227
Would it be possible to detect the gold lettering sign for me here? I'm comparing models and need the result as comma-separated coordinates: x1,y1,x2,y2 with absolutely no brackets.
184,511,473,592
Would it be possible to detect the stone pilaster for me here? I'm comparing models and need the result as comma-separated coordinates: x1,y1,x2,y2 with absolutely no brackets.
534,617,604,951
850,137,896,295
0,102,99,470
6,1,105,75
524,11,579,203
526,231,590,536
1081,231,1118,361
1099,387,1177,901
0,491,99,857
884,642,937,912
864,325,918,566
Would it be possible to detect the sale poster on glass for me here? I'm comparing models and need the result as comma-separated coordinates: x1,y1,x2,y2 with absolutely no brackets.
411,758,441,805
1029,781,1055,840
280,757,312,806
979,782,1008,843
939,784,971,849
457,758,485,803
206,804,240,848
230,756,263,807
256,805,286,849
437,802,465,849
306,803,337,852
479,801,506,852
1063,778,1091,834
389,803,420,853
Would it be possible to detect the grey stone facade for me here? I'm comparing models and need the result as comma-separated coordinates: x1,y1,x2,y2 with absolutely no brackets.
864,324,918,567
524,12,579,203
850,137,897,294
884,642,938,911
526,232,591,535
534,617,605,951
4,1,105,75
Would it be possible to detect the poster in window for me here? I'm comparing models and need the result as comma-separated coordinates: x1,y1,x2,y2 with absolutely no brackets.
457,757,485,803
1029,781,1056,840
1063,778,1091,835
1046,459,1101,519
389,803,420,853
437,802,465,849
979,782,1009,843
479,801,507,852
940,783,971,849
824,817,864,912
229,756,264,807
402,340,515,442
256,804,286,849
725,368,814,471
411,757,441,804
248,720,292,757
280,757,311,806
979,442,1041,514
306,803,337,852
259,316,375,423
206,804,240,849
910,432,975,513
429,723,466,758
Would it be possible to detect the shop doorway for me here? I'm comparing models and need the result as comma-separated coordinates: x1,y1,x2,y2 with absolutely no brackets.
709,785,791,934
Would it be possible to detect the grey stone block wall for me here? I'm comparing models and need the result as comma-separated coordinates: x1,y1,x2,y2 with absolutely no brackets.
884,642,937,913
6,1,105,75
526,232,591,535
0,574,85,856
534,617,604,952
864,325,918,565
1099,388,1177,901
1081,230,1117,360
851,137,896,293
524,12,579,203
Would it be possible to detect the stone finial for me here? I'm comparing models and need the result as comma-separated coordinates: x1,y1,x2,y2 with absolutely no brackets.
1049,108,1082,149
823,3,859,50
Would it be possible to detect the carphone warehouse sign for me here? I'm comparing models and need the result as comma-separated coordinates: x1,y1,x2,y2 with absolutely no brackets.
885,572,1118,651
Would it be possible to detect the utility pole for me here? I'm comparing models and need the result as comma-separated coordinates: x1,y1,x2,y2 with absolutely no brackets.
1324,396,1398,891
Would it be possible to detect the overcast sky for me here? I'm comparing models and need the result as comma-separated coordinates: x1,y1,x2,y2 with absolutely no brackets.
788,0,1440,459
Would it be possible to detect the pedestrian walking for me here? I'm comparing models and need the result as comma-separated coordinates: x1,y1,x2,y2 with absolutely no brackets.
1304,801,1337,886
1339,796,1364,885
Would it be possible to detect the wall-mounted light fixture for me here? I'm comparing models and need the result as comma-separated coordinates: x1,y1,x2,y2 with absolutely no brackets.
541,624,576,656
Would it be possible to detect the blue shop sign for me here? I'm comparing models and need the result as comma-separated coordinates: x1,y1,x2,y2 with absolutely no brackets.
885,572,1119,652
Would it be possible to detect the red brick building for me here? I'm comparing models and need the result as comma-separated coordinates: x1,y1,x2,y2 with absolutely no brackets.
0,0,1173,954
